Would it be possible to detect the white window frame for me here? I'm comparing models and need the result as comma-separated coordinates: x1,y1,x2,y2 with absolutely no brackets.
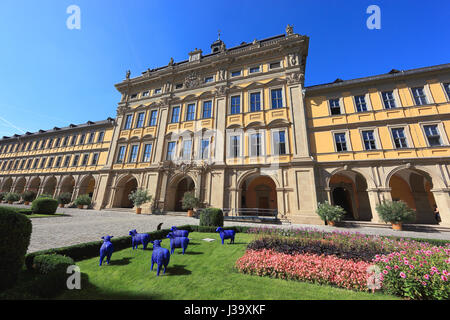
270,86,286,110
358,127,381,151
248,89,264,113
230,70,242,78
247,129,266,157
441,82,450,101
387,125,413,149
331,130,352,152
328,97,344,115
229,93,243,115
185,102,197,122
379,89,402,109
419,121,449,147
248,65,261,75
128,144,140,163
352,93,373,113
166,140,177,161
227,132,243,158
116,145,127,163
270,128,289,156
123,113,134,130
268,61,282,70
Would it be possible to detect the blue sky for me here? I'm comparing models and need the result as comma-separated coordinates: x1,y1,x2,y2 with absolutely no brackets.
0,0,449,137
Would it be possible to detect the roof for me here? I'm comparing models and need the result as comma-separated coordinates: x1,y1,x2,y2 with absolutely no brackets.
305,63,450,93
0,118,115,142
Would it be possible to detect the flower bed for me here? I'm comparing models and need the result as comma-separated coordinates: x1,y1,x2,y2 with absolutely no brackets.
236,249,372,291
374,247,450,300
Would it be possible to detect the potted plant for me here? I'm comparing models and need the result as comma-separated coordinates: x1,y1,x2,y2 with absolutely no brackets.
0,192,7,203
57,192,72,208
128,188,152,214
74,194,92,209
5,192,20,204
182,191,200,217
316,201,346,226
376,200,416,231
22,190,36,205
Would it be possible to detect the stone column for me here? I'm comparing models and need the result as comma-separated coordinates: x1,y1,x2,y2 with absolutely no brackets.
431,189,450,227
213,93,226,165
153,107,169,164
367,189,383,223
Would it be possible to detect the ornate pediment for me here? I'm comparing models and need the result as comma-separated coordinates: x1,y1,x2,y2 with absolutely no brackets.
184,72,201,89
116,104,130,115
286,72,304,85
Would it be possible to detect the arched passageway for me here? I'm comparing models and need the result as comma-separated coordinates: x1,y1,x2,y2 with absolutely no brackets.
1,177,13,193
14,177,26,194
174,177,195,211
329,171,372,221
79,176,95,198
389,168,437,224
60,176,75,195
28,177,41,193
113,176,138,208
240,175,278,215
42,177,57,196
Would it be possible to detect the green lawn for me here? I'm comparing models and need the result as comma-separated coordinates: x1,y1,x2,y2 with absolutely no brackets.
59,232,399,300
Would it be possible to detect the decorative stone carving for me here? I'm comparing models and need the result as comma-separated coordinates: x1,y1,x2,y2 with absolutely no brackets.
286,72,304,85
116,104,130,115
168,57,174,66
184,72,201,89
215,84,229,97
286,24,294,35
217,69,226,81
126,70,130,80
163,81,172,93
288,53,299,67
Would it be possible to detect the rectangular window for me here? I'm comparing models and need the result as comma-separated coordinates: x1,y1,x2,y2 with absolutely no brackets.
47,157,54,168
230,96,241,114
130,93,138,99
412,87,428,106
41,140,46,149
354,95,368,112
142,91,149,97
181,140,192,160
329,99,341,115
250,133,262,157
55,137,61,147
269,62,281,69
33,158,39,169
231,70,241,77
129,145,139,163
423,125,442,146
79,134,86,145
62,137,69,147
136,112,145,128
391,128,408,149
63,156,71,167
382,91,397,109
271,89,283,109
273,131,287,155
91,153,99,165
124,114,133,129
26,159,32,169
204,76,214,83
117,146,126,163
142,144,152,162
334,133,347,152
88,132,95,144
186,104,196,121
149,110,158,126
70,135,77,146
202,101,212,118
81,154,89,166
154,88,161,94
97,131,104,143
362,130,377,150
175,83,183,89
250,92,261,112
72,155,79,167
47,138,54,149
27,142,32,151
166,141,176,160
444,83,450,100
55,156,62,168
249,66,260,74
171,106,180,123
14,160,19,170
20,160,25,170
200,139,209,159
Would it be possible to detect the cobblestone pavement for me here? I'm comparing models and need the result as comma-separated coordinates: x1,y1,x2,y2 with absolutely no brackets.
11,206,450,253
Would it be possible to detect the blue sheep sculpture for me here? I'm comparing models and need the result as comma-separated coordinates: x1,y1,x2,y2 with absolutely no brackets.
150,240,170,276
166,232,190,255
216,227,235,244
99,235,114,266
129,229,150,250
170,226,189,238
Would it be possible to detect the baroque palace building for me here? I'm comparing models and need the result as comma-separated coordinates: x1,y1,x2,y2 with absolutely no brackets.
1,26,450,226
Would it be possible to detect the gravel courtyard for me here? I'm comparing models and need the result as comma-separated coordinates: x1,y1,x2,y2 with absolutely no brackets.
17,206,450,253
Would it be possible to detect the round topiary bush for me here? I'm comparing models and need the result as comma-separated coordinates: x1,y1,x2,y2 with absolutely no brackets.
5,192,20,203
22,190,37,203
376,200,416,224
316,201,346,224
74,194,92,207
57,192,72,205
31,197,58,215
0,206,32,290
199,208,224,227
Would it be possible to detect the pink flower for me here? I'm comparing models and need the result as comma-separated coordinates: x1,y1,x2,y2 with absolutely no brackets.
424,274,430,280
400,272,406,278
442,275,448,281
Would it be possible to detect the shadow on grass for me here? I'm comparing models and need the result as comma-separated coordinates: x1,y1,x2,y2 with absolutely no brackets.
108,257,133,266
63,273,163,300
181,251,203,255
166,264,192,276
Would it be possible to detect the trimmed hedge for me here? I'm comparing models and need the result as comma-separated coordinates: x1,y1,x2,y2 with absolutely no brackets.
0,206,32,290
31,197,58,214
25,225,250,269
199,208,224,227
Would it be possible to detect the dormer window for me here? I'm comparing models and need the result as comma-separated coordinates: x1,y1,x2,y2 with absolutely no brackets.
269,62,281,69
204,76,214,83
249,66,260,74
142,91,149,97
130,93,138,99
154,88,161,95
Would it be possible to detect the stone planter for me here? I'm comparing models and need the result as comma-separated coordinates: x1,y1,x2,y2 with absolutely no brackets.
136,208,142,214
187,209,194,217
327,220,336,227
24,201,30,206
77,205,84,209
391,222,402,231
8,201,12,204
59,204,64,208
